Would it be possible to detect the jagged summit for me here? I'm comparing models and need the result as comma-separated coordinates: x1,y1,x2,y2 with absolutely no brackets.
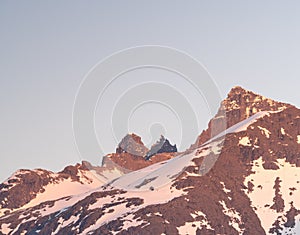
116,133,149,157
195,86,292,146
222,85,289,116
107,134,178,171
115,133,177,160
220,85,291,130
227,85,250,95
145,135,177,160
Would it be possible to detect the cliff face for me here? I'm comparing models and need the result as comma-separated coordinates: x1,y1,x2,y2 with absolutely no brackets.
116,133,149,157
1,86,299,235
195,86,291,146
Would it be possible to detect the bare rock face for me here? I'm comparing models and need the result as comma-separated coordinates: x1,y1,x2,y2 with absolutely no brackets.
107,152,175,171
116,133,149,157
195,86,292,146
0,169,53,212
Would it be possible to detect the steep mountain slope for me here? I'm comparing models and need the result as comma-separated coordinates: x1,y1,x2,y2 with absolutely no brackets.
195,86,290,146
0,86,299,235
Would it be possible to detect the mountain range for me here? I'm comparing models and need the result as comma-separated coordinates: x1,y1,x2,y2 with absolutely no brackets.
0,86,299,235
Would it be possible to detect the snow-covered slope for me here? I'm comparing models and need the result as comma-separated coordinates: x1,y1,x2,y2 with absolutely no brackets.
0,160,129,217
244,158,300,234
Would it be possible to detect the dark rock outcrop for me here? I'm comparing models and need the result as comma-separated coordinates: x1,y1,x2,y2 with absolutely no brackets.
145,135,177,160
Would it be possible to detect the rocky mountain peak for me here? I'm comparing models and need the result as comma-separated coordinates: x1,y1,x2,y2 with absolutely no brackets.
227,85,249,95
145,135,177,160
195,86,292,146
106,134,177,171
116,133,149,157
221,85,288,117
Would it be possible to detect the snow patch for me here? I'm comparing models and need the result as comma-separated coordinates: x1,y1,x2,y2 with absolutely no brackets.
81,203,129,234
177,211,212,234
219,200,244,233
153,212,163,216
258,126,271,138
220,182,231,194
1,223,12,234
51,215,80,235
239,136,251,146
244,157,300,233
87,194,116,211
122,214,145,230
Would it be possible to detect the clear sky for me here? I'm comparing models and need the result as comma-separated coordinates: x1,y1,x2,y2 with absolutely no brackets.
1,1,300,181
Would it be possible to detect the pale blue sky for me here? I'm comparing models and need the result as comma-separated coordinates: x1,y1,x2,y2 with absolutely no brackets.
1,1,300,181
